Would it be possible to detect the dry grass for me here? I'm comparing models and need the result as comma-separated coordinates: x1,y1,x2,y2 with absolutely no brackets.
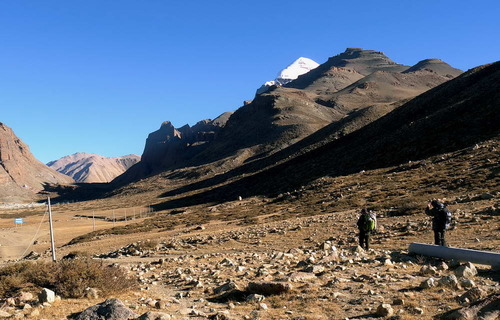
0,259,135,299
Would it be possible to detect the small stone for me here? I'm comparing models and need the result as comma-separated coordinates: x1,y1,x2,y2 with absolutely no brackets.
376,303,394,317
412,307,424,315
419,265,437,276
460,278,476,289
259,303,268,310
438,275,460,289
155,301,166,309
455,263,478,278
246,294,265,302
393,298,404,305
214,281,239,295
420,277,436,289
437,261,449,271
0,310,10,318
84,287,99,299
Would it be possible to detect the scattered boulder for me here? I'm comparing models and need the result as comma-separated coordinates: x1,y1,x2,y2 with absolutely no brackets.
214,281,239,295
136,311,172,320
376,303,394,317
84,287,100,299
420,277,436,289
38,288,56,304
304,265,325,274
16,291,34,303
246,294,265,302
247,281,292,296
438,275,460,289
441,293,499,320
288,272,317,282
420,265,438,276
0,310,11,318
455,263,478,278
458,287,487,305
460,278,476,289
75,298,139,320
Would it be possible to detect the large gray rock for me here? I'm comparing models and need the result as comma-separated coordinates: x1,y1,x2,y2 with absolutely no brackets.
442,293,499,320
75,298,139,320
38,288,55,304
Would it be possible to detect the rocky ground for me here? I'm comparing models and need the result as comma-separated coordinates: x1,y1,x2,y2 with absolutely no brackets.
1,201,498,319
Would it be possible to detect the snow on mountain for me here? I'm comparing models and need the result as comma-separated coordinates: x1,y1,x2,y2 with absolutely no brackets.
256,57,319,94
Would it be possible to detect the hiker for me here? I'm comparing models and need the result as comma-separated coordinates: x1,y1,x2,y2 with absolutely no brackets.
357,208,376,250
425,200,452,246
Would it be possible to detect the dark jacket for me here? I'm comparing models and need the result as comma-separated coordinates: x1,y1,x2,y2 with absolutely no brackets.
425,203,450,231
357,213,370,232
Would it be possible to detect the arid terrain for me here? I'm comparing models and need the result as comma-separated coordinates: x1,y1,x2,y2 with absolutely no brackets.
0,136,498,319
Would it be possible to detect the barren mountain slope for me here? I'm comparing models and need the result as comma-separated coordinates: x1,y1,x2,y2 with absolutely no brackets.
189,51,460,168
0,123,73,202
404,58,463,77
48,153,140,183
288,48,410,90
145,61,499,209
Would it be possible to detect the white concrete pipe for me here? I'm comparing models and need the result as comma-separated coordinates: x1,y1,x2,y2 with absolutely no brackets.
408,243,500,268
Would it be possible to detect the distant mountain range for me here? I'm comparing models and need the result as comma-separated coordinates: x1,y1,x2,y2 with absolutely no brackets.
115,48,465,186
133,60,500,209
47,153,140,183
2,47,497,205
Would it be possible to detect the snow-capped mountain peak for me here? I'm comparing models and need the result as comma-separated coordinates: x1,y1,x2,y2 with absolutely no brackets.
257,57,319,94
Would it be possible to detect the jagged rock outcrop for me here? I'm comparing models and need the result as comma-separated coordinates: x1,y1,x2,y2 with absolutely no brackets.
0,122,73,201
115,112,233,182
47,153,140,183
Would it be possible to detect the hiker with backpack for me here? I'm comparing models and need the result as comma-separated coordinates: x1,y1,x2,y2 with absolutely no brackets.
425,200,452,246
357,208,376,250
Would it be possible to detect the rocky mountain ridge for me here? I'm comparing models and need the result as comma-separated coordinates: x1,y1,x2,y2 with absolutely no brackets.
47,153,140,183
0,123,73,202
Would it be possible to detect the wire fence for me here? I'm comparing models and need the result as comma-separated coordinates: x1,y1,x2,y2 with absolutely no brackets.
0,205,156,262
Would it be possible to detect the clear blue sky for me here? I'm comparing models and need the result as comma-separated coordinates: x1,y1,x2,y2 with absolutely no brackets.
1,1,499,163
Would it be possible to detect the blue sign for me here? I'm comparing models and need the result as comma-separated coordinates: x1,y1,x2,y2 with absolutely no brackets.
14,218,23,225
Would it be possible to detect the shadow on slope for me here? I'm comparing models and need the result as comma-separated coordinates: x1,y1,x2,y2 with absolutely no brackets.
158,102,401,199
152,62,500,211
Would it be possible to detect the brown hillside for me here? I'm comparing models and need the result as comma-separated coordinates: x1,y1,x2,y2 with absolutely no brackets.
47,153,140,183
0,123,73,202
148,61,499,209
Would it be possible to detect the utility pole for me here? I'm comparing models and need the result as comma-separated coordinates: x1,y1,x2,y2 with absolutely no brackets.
47,197,56,262
92,211,96,231
112,210,115,227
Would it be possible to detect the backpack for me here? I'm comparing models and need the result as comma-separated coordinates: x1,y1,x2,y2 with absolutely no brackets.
364,213,376,232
